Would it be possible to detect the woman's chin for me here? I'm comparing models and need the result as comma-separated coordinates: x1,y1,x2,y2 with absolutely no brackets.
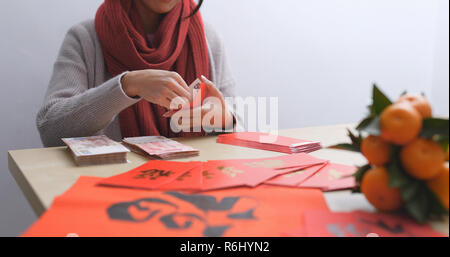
140,0,180,14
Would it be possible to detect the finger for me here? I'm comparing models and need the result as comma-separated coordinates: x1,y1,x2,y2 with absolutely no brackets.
200,75,223,99
171,72,190,92
162,110,175,118
166,91,189,107
200,75,213,85
159,98,172,110
167,78,191,100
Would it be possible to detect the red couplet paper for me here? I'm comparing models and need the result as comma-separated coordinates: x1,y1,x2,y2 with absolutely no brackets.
298,162,357,191
99,160,202,190
300,210,446,237
264,163,328,187
23,176,329,237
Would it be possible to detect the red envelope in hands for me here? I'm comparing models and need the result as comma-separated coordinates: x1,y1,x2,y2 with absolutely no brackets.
298,163,357,191
264,163,328,187
99,160,202,190
302,210,446,237
163,79,206,117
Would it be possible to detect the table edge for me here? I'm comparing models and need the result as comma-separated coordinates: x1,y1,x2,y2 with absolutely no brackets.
8,151,46,216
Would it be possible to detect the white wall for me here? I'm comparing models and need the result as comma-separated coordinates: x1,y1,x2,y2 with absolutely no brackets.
202,0,442,127
0,0,448,236
431,0,449,116
0,0,104,236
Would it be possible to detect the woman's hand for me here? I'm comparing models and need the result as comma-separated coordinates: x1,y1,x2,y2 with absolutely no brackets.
121,70,192,109
166,75,235,132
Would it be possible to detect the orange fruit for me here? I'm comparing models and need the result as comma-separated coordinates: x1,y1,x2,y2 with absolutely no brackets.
400,138,446,180
361,136,391,165
361,166,403,211
397,93,432,118
380,102,422,145
426,163,449,211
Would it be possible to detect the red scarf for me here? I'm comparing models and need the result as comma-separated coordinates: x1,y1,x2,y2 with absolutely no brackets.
95,0,210,138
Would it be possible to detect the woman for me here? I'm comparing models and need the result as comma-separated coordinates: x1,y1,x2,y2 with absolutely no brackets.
36,0,237,147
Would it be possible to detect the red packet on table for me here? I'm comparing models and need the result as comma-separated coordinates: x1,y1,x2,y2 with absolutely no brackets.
302,210,446,237
217,132,322,154
264,163,328,187
298,163,357,191
158,164,203,191
23,176,329,237
98,160,202,190
243,153,327,170
201,154,327,191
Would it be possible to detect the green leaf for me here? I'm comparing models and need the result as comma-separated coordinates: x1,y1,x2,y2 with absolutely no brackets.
328,129,363,152
420,118,449,151
386,157,411,188
347,129,362,147
427,188,449,216
421,118,449,149
421,118,449,137
354,164,372,184
400,181,421,202
358,116,381,136
356,116,375,131
328,144,360,152
404,188,429,224
371,84,392,116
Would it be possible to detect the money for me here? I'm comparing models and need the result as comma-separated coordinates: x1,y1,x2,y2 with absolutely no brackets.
123,136,199,159
62,136,129,166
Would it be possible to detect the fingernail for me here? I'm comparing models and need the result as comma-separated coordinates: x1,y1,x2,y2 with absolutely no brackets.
201,75,209,82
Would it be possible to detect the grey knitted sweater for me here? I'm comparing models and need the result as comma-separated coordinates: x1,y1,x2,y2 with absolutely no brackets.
36,20,236,147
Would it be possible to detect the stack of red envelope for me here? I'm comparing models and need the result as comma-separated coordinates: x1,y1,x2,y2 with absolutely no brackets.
217,132,322,154
99,153,357,192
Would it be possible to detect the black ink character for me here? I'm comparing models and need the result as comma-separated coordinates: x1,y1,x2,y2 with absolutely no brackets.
106,192,257,237
359,218,414,236
134,169,174,180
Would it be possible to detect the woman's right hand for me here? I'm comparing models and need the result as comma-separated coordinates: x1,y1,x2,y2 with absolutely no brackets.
121,70,192,109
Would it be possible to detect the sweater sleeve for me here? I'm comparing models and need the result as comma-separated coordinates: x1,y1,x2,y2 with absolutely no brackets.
204,23,244,132
36,25,140,147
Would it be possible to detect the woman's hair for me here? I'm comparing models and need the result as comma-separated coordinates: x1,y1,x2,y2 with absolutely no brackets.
187,0,204,18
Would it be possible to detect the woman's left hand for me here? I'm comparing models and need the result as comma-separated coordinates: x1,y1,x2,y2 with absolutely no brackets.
164,75,235,132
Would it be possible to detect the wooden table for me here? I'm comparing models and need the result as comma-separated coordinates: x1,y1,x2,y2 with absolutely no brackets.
8,124,449,234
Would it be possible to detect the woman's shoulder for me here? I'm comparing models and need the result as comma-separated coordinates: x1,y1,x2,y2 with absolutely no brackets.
204,22,225,52
65,19,98,43
58,19,103,64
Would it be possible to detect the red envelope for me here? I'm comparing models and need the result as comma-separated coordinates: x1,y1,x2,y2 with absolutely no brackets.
99,160,202,190
298,163,357,191
201,154,327,191
302,210,446,237
264,163,328,187
23,176,329,237
217,132,322,154
158,164,203,191
163,79,206,117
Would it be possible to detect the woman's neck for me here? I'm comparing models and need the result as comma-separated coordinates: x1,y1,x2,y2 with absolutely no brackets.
135,1,162,34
